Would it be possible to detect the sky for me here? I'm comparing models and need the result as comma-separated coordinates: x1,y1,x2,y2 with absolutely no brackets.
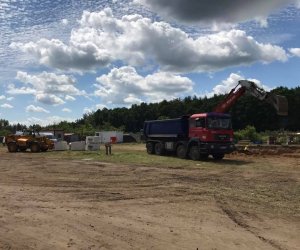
0,0,300,126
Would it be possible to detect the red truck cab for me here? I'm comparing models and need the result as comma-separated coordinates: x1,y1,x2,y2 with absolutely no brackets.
186,112,235,160
189,112,234,143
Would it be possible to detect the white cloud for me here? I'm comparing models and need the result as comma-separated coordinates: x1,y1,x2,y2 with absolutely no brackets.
0,95,14,101
211,73,245,96
10,37,112,72
6,97,14,101
65,95,76,101
35,93,65,106
95,104,107,110
16,71,83,96
289,48,300,57
10,8,288,74
26,105,50,113
7,84,37,95
61,19,68,25
12,116,75,127
83,107,93,114
134,0,298,25
1,103,13,109
124,94,143,104
255,17,268,28
7,71,85,106
208,73,272,97
62,108,72,112
83,104,107,114
94,66,194,105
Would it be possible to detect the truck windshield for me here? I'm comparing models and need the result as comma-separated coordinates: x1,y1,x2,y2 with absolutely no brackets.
207,117,231,129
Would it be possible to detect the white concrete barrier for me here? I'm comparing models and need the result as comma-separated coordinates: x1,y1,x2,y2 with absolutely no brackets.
54,141,69,151
85,143,100,151
70,141,86,151
86,136,101,144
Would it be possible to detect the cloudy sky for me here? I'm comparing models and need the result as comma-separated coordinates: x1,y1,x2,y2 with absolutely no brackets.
0,0,299,126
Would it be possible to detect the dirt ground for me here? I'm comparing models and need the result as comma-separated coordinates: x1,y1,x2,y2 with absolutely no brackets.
0,146,299,250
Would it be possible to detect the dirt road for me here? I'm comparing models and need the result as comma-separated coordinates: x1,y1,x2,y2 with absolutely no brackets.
0,147,299,250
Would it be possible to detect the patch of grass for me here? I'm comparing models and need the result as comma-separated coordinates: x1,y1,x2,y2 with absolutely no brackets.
46,143,195,168
45,143,258,170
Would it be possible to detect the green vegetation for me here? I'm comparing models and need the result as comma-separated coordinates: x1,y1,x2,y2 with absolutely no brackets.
234,125,262,142
46,144,194,168
44,143,249,168
0,86,299,135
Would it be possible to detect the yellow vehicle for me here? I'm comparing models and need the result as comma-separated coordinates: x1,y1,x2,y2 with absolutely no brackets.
5,130,54,153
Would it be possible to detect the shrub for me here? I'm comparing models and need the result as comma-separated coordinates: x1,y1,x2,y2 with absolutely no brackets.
234,125,262,142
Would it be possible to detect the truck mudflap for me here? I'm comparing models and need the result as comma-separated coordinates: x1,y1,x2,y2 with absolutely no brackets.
199,142,235,154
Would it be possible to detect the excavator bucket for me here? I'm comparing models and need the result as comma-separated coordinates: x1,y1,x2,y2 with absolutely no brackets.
265,93,288,116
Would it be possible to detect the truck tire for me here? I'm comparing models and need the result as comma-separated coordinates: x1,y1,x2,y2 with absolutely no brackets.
30,143,40,153
146,142,155,154
154,142,165,155
7,142,18,153
188,146,200,161
200,153,209,160
19,146,27,152
212,153,224,160
41,147,48,152
176,145,187,159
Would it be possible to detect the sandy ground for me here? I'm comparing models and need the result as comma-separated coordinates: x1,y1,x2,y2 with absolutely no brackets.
0,146,299,250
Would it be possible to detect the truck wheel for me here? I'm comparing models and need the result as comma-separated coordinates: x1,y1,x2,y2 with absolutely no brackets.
41,147,48,152
7,142,18,153
146,142,154,154
30,143,40,153
19,147,27,152
212,153,224,160
200,154,209,160
176,145,187,159
188,146,200,161
154,143,165,155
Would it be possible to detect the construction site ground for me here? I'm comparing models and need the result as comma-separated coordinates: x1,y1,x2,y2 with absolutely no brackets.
0,144,299,250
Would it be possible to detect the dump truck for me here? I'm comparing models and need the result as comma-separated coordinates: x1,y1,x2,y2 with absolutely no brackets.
5,130,54,153
143,80,288,160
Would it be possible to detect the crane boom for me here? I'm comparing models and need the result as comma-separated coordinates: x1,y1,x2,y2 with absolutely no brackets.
213,80,288,116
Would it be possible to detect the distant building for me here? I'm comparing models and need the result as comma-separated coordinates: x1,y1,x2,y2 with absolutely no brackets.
64,133,80,143
95,131,123,143
40,129,64,141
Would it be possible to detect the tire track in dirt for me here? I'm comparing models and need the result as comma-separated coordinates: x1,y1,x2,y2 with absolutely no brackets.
217,202,286,250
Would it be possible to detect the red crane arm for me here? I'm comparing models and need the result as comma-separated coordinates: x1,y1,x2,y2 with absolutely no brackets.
213,86,246,113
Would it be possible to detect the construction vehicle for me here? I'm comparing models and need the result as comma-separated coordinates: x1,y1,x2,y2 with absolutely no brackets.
5,130,54,153
143,80,288,160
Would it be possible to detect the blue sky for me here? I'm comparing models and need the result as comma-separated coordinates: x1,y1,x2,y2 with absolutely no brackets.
0,0,299,126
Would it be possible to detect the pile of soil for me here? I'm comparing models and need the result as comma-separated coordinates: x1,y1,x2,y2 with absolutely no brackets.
235,145,300,157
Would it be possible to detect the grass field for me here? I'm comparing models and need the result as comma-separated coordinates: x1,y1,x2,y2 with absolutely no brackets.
47,143,195,167
45,143,249,167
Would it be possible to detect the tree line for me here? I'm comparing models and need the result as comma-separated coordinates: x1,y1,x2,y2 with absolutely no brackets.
0,86,299,136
